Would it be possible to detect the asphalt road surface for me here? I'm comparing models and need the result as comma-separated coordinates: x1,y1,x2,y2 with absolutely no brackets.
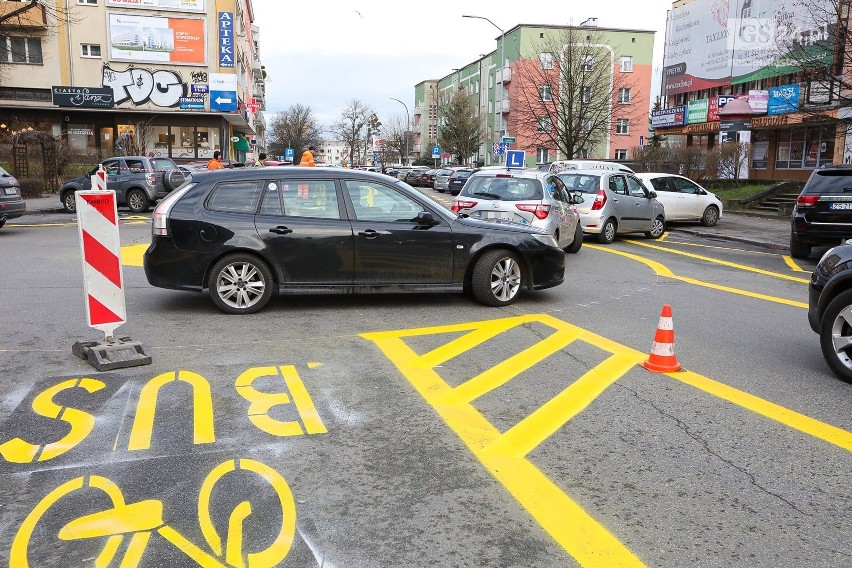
0,210,849,568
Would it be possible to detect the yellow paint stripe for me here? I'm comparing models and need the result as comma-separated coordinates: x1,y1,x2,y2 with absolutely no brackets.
783,255,810,273
280,365,328,435
669,370,852,451
658,230,669,242
625,240,811,283
488,350,644,459
121,244,148,267
417,318,528,368
654,239,781,256
441,327,584,406
587,245,808,309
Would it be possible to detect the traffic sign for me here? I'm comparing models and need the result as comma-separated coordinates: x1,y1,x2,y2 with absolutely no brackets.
285,148,295,159
502,136,516,144
506,150,526,168
431,145,441,159
209,73,238,112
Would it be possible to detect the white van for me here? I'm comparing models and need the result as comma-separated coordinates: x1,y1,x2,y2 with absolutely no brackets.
538,160,634,174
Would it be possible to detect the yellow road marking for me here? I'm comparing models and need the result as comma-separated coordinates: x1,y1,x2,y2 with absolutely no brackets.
658,230,669,242
6,222,76,228
651,238,781,256
121,244,148,267
364,314,851,566
623,240,811,283
587,244,808,309
783,255,810,273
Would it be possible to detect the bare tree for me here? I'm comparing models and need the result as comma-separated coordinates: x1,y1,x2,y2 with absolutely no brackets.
381,114,412,166
437,90,482,165
330,99,374,167
512,26,641,159
267,104,323,162
0,1,82,80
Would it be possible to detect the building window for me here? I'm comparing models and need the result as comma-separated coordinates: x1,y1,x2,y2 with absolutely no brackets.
0,36,43,64
620,56,633,73
582,119,592,133
489,74,493,88
539,85,552,102
540,52,554,70
615,149,628,160
428,125,437,141
537,117,552,133
618,87,631,104
581,55,594,71
616,119,630,135
77,0,97,4
537,148,549,163
579,148,590,159
582,86,592,104
81,44,101,58
775,125,835,170
475,80,479,94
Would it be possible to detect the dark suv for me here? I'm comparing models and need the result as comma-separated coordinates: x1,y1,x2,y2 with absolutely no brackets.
808,242,852,383
60,156,185,214
790,166,852,259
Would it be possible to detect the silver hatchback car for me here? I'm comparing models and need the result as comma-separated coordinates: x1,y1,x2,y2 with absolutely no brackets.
451,169,583,252
433,168,455,192
557,170,666,243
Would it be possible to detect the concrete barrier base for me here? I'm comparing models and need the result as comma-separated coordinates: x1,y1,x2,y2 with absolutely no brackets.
72,337,152,371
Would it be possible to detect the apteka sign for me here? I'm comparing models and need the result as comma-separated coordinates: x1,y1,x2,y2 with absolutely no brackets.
218,12,234,68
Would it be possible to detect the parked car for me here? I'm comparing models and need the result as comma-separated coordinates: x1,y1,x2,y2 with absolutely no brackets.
60,156,186,214
636,173,723,227
448,168,476,195
451,169,583,252
416,169,438,188
790,166,852,259
383,168,400,179
539,160,634,174
395,167,413,181
144,168,566,314
557,170,665,243
433,168,456,192
0,165,25,228
808,241,852,383
403,166,429,186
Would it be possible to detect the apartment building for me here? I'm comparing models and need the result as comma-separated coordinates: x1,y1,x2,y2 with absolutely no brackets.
654,0,848,181
414,22,654,167
0,0,265,163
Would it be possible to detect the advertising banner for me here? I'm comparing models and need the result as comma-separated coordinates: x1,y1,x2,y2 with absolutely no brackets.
767,84,800,115
218,12,234,68
687,99,709,124
53,86,114,108
651,105,687,128
708,95,736,122
107,0,205,12
748,90,769,113
109,13,206,65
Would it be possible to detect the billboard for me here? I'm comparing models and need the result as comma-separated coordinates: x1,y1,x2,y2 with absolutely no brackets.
108,13,206,66
651,105,687,128
107,0,205,12
767,83,800,115
687,99,709,124
663,0,835,95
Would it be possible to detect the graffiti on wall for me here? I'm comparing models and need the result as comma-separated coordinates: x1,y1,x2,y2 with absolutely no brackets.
102,65,187,108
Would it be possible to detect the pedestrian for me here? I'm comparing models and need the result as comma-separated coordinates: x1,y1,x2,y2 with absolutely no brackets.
254,152,267,167
207,150,224,170
299,145,316,167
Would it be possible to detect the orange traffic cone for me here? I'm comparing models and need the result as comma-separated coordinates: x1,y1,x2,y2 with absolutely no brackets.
642,305,682,373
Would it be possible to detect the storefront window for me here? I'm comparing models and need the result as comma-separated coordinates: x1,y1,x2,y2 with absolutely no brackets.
148,126,171,158
752,130,769,170
172,126,196,160
115,124,137,155
776,131,791,169
790,128,805,168
67,124,96,151
777,126,836,170
196,127,219,159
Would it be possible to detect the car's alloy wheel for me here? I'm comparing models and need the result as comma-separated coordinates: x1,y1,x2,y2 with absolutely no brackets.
62,191,76,213
597,218,616,244
208,254,274,314
701,205,720,227
645,216,665,239
472,249,523,306
127,189,149,213
820,289,852,383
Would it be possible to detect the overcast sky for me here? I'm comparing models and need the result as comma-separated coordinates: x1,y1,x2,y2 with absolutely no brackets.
252,0,674,132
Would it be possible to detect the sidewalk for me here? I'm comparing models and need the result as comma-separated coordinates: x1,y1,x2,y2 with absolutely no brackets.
23,195,791,251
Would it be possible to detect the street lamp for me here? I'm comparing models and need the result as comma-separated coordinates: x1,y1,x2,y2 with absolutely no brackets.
463,14,505,165
390,97,410,166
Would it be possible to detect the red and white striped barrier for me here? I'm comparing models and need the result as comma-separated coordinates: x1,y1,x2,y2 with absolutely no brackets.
75,165,126,339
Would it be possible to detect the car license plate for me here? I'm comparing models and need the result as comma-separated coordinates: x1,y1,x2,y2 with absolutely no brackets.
3,188,16,195
829,202,852,210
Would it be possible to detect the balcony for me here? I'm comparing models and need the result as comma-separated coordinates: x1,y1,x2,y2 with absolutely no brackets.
414,105,422,116
500,99,510,112
498,67,511,83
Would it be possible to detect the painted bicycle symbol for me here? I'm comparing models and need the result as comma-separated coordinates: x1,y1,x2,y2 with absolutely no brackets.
11,458,296,567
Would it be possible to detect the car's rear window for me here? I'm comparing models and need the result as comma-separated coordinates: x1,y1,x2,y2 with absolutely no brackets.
461,176,542,200
557,174,601,194
207,181,263,213
453,170,473,179
804,171,852,194
151,158,177,171
437,169,453,175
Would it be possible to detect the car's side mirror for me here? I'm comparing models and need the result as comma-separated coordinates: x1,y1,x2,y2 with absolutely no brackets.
416,211,439,226
699,189,707,195
647,190,657,199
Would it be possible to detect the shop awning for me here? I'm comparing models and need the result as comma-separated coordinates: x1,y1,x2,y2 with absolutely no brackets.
233,135,251,152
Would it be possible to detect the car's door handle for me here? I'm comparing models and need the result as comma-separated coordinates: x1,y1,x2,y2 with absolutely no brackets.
269,226,293,235
358,229,381,239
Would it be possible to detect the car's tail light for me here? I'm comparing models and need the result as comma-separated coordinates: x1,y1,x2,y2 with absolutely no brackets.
796,194,820,208
146,173,156,186
516,203,551,220
591,189,607,211
152,183,195,236
451,199,477,213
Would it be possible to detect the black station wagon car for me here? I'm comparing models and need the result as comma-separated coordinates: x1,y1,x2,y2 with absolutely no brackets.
144,168,566,314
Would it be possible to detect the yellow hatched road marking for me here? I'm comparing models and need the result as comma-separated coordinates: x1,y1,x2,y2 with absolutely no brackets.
783,255,810,273
587,244,808,309
362,314,851,567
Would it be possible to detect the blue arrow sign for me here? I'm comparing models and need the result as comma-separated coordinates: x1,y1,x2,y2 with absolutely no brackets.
210,90,237,112
506,150,526,168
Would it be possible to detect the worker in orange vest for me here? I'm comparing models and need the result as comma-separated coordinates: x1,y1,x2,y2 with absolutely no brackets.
299,145,316,167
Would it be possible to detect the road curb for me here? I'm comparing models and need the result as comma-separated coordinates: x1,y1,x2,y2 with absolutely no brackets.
668,227,789,252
